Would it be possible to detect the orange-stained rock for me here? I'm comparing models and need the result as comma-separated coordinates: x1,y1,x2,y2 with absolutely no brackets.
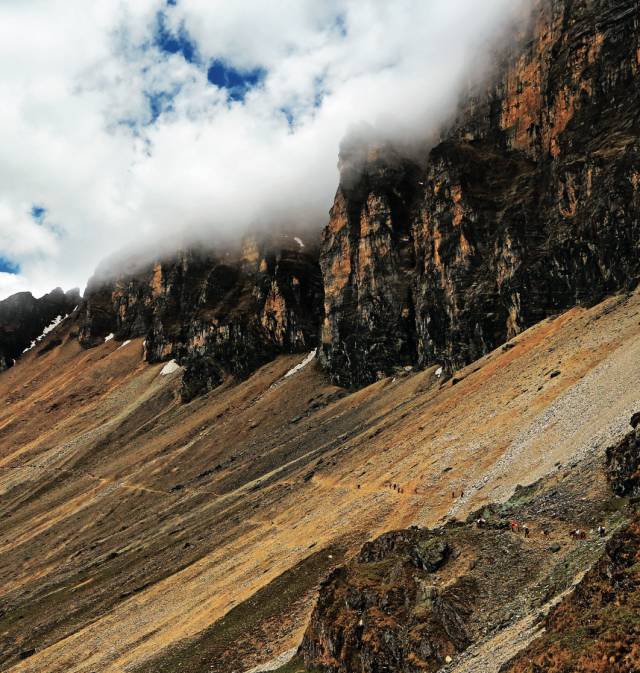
320,0,640,388
79,235,323,401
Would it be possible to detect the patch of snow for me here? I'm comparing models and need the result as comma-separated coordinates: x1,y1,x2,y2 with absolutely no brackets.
104,333,114,342
160,359,181,376
293,236,305,248
435,366,443,378
22,314,67,353
284,348,317,378
117,340,131,350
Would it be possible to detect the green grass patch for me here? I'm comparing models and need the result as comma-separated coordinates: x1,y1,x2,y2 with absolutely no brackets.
272,655,309,673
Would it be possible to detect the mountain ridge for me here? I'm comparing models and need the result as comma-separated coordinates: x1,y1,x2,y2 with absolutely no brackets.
1,0,640,671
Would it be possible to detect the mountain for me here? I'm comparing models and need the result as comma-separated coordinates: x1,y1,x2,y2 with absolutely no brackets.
65,0,640,397
1,0,640,672
320,0,640,386
2,282,640,673
296,420,640,673
0,287,80,371
78,235,322,401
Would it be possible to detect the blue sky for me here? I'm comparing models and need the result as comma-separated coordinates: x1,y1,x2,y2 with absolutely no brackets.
154,9,197,63
206,61,265,102
0,257,19,275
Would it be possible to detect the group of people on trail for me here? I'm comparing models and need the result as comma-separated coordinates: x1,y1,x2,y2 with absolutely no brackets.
570,526,606,540
388,482,405,494
475,517,607,541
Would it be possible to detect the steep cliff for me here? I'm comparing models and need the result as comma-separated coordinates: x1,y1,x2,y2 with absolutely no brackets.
0,287,80,371
606,418,640,497
79,236,323,400
321,0,640,387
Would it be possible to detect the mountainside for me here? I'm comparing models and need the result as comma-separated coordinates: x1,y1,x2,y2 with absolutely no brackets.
2,1,640,672
493,423,640,673
296,422,640,673
2,286,640,673
320,0,640,386
33,0,635,397
0,287,80,371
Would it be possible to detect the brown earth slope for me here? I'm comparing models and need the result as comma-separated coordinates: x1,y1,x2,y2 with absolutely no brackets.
1,288,640,672
297,449,632,673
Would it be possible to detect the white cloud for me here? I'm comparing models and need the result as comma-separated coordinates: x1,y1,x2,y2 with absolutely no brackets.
0,0,530,299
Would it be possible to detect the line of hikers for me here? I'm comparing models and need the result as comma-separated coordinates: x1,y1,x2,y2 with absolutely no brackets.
475,517,607,540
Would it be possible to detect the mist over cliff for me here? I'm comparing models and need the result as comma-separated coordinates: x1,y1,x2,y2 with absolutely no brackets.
0,0,529,298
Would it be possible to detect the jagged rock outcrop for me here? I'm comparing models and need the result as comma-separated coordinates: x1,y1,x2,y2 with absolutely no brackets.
79,236,323,400
0,287,80,370
298,529,473,673
605,416,640,497
321,0,640,387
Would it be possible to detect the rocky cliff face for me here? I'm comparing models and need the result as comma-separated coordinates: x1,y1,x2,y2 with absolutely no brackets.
298,529,471,673
79,236,323,400
20,1,640,399
606,417,640,497
73,0,640,393
0,287,80,371
320,0,640,387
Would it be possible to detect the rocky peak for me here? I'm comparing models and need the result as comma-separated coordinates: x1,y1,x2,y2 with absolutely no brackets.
0,287,80,371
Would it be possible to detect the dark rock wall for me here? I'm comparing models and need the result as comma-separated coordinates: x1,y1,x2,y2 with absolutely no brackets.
79,237,323,400
0,287,80,370
320,0,640,387
14,0,640,398
606,420,640,497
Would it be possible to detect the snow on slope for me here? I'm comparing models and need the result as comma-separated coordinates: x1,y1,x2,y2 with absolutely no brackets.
22,314,67,353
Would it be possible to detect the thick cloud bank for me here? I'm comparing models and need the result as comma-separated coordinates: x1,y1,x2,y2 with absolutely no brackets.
0,0,529,298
